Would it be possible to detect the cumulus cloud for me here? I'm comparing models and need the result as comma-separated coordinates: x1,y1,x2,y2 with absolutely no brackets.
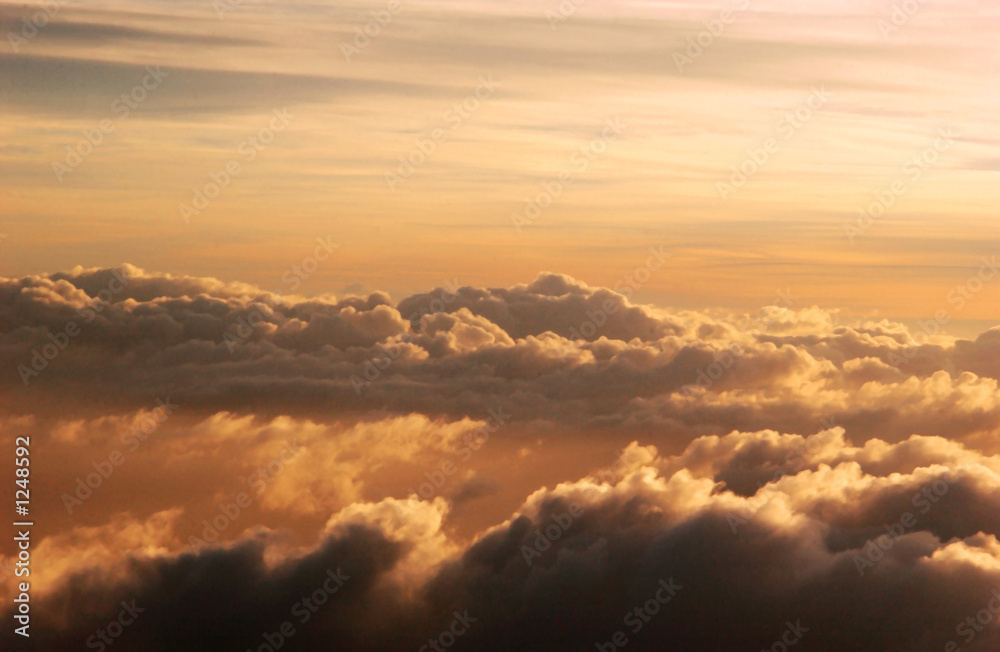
6,265,998,440
6,430,1000,650
3,266,1000,650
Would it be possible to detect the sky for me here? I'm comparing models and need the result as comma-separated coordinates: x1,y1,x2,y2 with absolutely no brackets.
2,1,1000,650
1,0,998,323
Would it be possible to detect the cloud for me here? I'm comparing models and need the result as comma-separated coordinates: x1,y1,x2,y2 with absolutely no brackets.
0,52,442,118
7,428,1000,650
5,265,1000,441
4,266,1000,650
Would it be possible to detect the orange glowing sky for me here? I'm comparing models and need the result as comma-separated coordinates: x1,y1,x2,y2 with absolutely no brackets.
5,3,1000,649
1,0,998,330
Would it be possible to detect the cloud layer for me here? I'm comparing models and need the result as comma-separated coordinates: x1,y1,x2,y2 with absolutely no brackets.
3,266,1000,650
